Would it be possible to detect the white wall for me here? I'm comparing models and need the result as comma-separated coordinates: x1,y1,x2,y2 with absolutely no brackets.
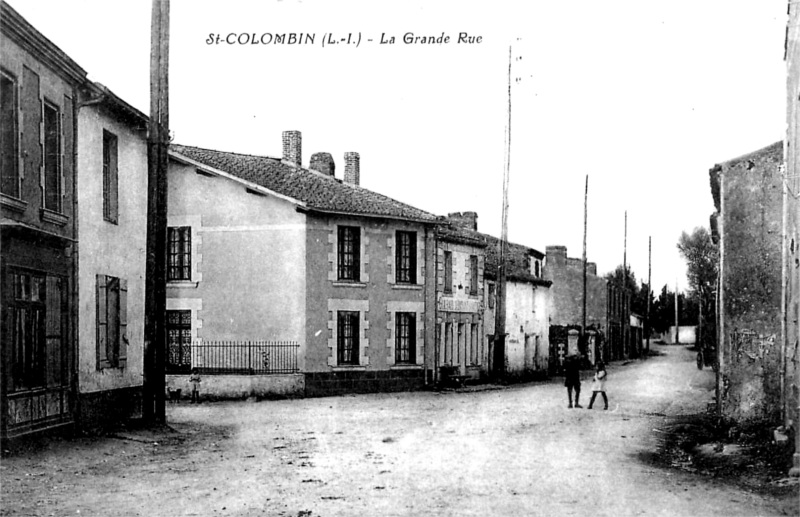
77,105,147,393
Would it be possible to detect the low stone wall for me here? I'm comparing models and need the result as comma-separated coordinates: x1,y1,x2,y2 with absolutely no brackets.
166,374,305,400
304,369,425,397
79,385,143,431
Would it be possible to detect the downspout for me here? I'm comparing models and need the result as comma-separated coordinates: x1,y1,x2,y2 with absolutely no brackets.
71,88,81,428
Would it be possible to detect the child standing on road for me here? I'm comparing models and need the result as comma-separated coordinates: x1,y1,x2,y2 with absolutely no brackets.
190,368,201,403
587,361,608,410
564,354,582,408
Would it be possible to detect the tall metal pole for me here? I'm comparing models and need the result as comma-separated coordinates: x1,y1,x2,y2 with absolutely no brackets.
493,45,512,378
646,236,651,355
144,0,169,424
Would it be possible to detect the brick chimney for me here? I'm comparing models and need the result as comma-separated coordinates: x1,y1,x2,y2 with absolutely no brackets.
344,152,360,185
447,211,478,231
545,245,568,267
309,152,335,177
282,130,302,167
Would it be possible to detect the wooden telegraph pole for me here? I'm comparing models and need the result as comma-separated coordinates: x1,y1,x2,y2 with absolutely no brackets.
582,175,588,354
144,0,169,424
493,45,513,378
623,211,628,357
646,236,651,355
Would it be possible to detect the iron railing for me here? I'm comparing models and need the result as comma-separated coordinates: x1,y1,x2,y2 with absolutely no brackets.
166,340,299,375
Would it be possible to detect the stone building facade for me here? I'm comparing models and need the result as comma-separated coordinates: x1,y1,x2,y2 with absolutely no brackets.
544,246,609,367
435,213,488,381
710,141,785,423
167,131,438,398
1,1,83,440
785,3,800,475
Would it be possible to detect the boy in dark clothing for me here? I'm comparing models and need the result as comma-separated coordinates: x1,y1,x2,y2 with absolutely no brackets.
564,355,582,408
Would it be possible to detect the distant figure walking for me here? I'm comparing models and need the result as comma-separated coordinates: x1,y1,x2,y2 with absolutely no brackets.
190,368,202,403
587,361,608,410
564,354,582,408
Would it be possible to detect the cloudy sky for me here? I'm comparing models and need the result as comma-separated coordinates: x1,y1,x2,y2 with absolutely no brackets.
10,0,786,293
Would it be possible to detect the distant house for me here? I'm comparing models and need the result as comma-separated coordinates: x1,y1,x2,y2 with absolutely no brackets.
1,1,84,440
544,245,608,369
710,141,785,423
166,131,438,397
435,212,488,382
482,228,551,378
75,81,148,427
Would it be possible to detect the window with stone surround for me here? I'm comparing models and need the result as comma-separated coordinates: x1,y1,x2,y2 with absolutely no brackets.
166,310,192,373
337,310,360,365
396,230,417,284
1,69,19,198
395,312,416,364
168,226,192,281
337,226,361,282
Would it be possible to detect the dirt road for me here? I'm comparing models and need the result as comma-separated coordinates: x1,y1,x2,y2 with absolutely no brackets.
1,344,795,516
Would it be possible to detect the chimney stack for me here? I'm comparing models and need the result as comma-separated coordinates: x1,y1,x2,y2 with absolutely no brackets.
545,245,568,267
282,130,302,167
309,152,335,177
447,211,478,231
344,152,360,186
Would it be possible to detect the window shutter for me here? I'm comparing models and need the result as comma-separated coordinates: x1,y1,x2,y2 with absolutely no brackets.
118,278,127,367
96,274,110,369
109,134,118,222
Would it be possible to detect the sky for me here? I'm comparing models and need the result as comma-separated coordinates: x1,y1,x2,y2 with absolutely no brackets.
9,0,787,293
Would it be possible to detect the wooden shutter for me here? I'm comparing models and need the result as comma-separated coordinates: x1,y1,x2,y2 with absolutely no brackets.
21,67,40,189
106,131,118,222
118,278,127,367
96,274,109,369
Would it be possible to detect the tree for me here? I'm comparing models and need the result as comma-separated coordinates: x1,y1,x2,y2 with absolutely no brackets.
604,264,650,315
677,227,718,349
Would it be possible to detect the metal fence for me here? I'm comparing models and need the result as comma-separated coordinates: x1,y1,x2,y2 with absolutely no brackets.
166,340,300,375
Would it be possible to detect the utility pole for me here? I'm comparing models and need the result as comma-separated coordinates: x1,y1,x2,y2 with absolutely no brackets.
493,44,513,378
646,236,651,355
144,0,169,424
582,175,588,356
623,211,628,357
674,279,679,345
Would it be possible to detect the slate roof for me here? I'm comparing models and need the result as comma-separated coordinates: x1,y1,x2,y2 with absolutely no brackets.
169,144,438,223
436,219,550,286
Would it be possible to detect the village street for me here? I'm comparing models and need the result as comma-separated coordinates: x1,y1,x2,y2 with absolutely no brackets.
1,343,795,517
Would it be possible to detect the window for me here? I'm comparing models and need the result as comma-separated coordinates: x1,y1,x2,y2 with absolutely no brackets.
1,70,19,197
102,130,118,223
395,312,416,363
533,259,541,278
97,274,127,369
166,310,192,373
43,101,61,212
337,226,360,281
396,231,417,284
168,226,192,281
337,311,359,365
6,271,66,391
469,255,478,295
488,282,496,309
444,251,453,293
